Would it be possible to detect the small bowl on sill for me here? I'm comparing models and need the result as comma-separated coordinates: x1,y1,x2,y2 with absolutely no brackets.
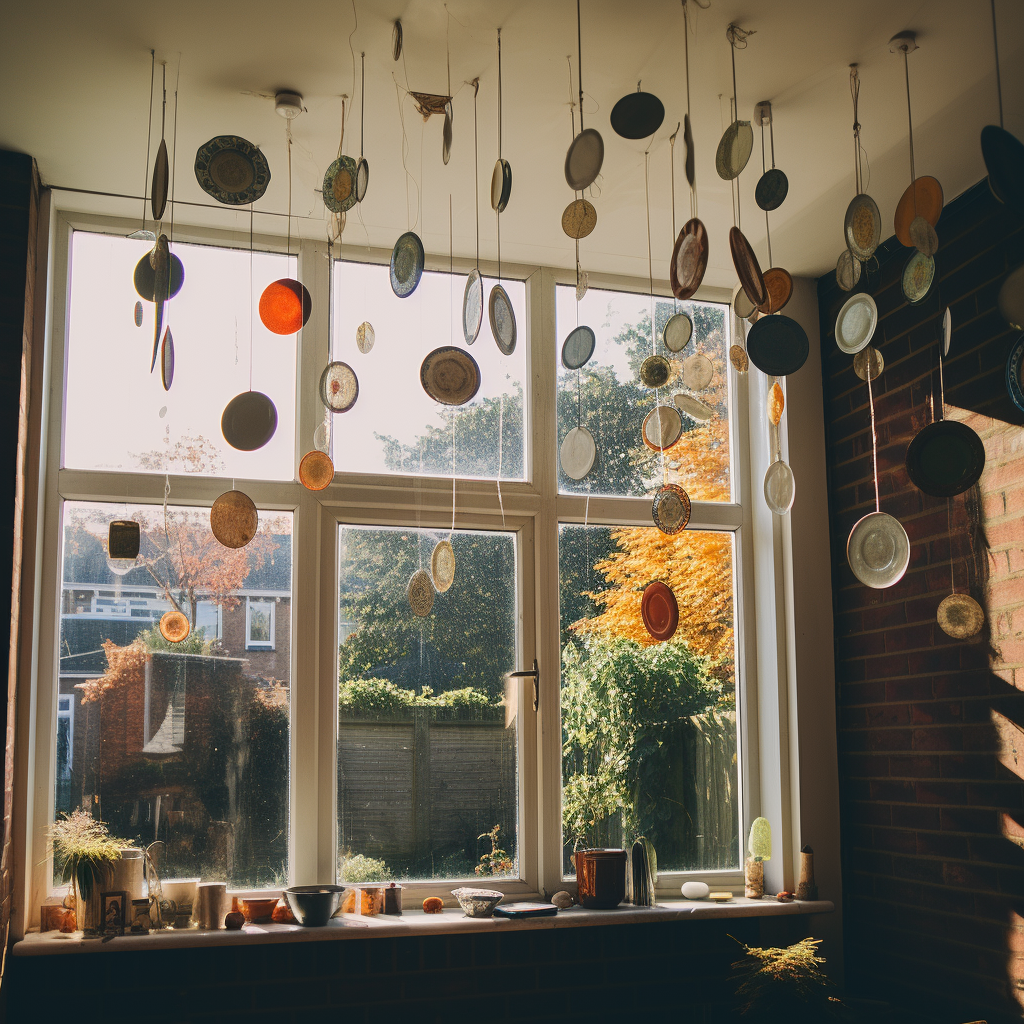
285,885,345,927
451,888,504,918
239,897,279,923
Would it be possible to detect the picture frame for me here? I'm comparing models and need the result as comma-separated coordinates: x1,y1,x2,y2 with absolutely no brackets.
100,890,128,937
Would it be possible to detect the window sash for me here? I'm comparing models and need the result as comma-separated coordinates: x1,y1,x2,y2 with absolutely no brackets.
21,211,755,929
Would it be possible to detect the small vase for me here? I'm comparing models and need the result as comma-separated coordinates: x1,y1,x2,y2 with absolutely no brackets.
744,857,764,899
75,863,115,937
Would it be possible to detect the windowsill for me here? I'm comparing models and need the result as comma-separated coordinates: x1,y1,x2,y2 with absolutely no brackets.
13,897,834,956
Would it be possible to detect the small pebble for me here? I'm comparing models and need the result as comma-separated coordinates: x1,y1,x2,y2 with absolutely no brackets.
422,897,444,914
551,891,573,909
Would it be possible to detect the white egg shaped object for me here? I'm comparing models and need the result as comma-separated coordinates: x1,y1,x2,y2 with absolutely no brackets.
681,881,710,900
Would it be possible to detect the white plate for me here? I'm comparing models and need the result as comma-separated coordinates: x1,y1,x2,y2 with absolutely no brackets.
835,292,877,355
673,393,713,422
663,312,693,353
847,511,910,589
764,460,795,515
560,426,596,480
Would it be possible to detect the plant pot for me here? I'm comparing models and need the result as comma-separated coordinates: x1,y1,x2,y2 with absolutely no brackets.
75,862,115,937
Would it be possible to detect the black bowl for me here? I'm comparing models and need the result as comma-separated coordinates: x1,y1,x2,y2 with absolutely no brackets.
284,884,345,927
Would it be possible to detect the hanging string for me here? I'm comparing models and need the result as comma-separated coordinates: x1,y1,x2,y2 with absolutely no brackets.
867,372,880,515
451,407,457,537
473,79,480,269
683,2,697,220
248,204,254,392
496,395,506,530
577,0,585,133
761,123,772,268
990,0,1004,130
496,30,503,285
169,57,180,244
669,123,678,243
141,50,155,233
449,195,453,346
286,120,293,257
902,47,916,185
850,65,862,195
644,149,654,358
158,62,167,229
360,52,366,158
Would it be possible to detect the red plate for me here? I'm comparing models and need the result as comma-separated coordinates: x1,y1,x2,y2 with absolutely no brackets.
641,581,679,642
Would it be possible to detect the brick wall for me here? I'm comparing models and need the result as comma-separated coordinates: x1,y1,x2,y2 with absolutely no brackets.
819,179,1024,1022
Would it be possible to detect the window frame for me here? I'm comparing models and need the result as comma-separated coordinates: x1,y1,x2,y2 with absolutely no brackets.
17,208,769,937
245,597,276,650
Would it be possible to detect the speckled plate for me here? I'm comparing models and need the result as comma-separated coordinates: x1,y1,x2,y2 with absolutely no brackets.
652,483,691,535
562,325,596,370
902,251,935,305
420,346,481,406
844,193,882,259
194,136,271,206
323,155,359,214
390,231,425,298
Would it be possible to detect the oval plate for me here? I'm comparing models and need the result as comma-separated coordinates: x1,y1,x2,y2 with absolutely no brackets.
560,425,596,480
431,539,456,593
729,227,767,310
670,219,708,301
762,267,793,314
902,251,936,305
562,325,596,370
491,158,512,213
747,315,809,377
847,511,910,590
937,592,985,639
905,420,985,498
565,128,604,191
641,581,678,642
640,354,673,389
390,231,425,298
844,193,881,259
663,312,693,353
561,198,597,239
715,120,753,180
319,361,360,412
835,248,862,292
489,284,517,355
642,405,683,450
764,459,795,515
610,90,665,140
323,155,359,214
463,269,483,345
195,135,271,206
835,292,878,355
755,167,788,212
420,346,481,406
160,327,174,391
674,393,713,423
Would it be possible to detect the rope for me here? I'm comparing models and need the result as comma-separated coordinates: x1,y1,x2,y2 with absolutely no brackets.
991,0,1004,129
141,50,155,233
867,373,880,515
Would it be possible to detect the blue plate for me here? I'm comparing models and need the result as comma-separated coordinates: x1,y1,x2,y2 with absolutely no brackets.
390,231,425,298
1006,334,1024,413
194,136,271,206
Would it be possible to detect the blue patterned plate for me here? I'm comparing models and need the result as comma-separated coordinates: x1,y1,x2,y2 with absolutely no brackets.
194,136,271,206
323,155,359,214
390,232,424,298
1006,334,1024,413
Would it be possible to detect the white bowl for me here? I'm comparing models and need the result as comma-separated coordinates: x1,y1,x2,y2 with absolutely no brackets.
451,888,504,918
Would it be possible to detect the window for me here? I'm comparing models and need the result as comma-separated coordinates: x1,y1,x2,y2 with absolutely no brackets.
26,214,755,923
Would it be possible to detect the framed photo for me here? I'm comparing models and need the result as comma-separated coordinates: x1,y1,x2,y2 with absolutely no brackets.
101,890,128,937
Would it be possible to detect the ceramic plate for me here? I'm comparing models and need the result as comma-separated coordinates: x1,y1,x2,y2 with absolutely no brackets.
663,312,693,353
565,128,604,191
159,610,190,644
299,450,335,491
420,346,481,406
902,251,935,305
160,327,174,391
134,301,143,327
491,158,512,213
561,198,597,239
408,569,434,617
642,405,682,450
319,362,359,413
610,90,665,139
844,193,881,259
562,325,596,370
356,157,369,202
670,219,708,301
764,459,795,515
431,539,456,593
729,227,767,310
463,269,483,345
390,231,425,298
681,352,713,391
560,426,596,480
910,216,939,256
894,176,943,247
942,307,952,357
221,391,279,451
835,248,862,292
715,120,753,180
356,321,375,354
673,393,713,423
835,292,878,355
762,267,793,314
640,355,673,389
489,285,517,355
999,265,1024,331
1006,334,1024,413
747,315,809,377
194,136,271,206
853,345,884,382
641,580,679,642
152,139,169,221
323,155,359,214
652,484,691,535
683,114,695,188
847,511,910,589
731,282,756,322
210,489,259,549
905,420,985,498
755,167,788,212
443,104,453,166
937,593,985,639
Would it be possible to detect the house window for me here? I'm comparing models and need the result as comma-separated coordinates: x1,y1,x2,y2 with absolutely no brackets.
246,598,275,650
29,218,752,915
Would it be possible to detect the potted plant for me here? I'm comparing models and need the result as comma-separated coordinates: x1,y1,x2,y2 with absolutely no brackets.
48,811,128,936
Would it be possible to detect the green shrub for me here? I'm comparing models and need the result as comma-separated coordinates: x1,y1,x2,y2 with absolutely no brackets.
338,678,500,713
339,852,392,883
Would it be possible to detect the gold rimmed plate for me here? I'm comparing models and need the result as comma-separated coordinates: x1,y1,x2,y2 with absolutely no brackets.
421,346,481,407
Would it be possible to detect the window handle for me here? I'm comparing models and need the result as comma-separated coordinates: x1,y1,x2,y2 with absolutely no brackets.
508,659,540,712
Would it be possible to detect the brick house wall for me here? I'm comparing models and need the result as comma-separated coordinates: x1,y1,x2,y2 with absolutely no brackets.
818,179,1024,1022
221,596,291,681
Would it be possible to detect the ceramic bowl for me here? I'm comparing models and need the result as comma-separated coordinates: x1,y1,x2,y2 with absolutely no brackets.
451,888,504,918
239,897,279,923
284,885,345,927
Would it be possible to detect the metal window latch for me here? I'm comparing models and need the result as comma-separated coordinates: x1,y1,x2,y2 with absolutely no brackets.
508,659,539,711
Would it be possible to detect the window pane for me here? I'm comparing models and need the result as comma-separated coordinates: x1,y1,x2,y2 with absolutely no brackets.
55,500,292,889
64,232,297,480
330,261,526,481
556,286,731,501
558,523,739,875
337,524,518,882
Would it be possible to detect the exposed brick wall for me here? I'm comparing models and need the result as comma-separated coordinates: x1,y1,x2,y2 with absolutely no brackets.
818,180,1024,1022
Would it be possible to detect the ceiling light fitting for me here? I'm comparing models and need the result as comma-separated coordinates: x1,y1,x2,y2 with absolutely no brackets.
275,91,303,119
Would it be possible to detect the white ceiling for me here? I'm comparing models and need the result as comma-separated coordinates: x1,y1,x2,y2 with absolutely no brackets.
2,0,1021,285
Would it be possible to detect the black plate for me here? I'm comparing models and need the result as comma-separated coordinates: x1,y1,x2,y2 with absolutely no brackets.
982,124,1024,213
905,419,985,498
755,167,789,211
134,251,184,301
610,90,665,140
746,314,809,376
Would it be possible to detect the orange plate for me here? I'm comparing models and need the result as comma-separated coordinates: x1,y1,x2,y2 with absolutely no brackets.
894,175,943,247
762,267,793,314
641,581,679,642
729,227,767,310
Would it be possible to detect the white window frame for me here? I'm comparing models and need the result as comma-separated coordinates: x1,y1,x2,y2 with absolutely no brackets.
14,206,793,939
245,597,276,650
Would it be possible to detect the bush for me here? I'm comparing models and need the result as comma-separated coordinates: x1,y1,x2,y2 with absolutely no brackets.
338,678,500,714
339,852,392,883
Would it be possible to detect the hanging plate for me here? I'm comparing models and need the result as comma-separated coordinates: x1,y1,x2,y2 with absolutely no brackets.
561,325,596,370
894,176,943,247
259,278,312,335
443,102,453,165
221,391,278,451
715,120,753,180
431,539,456,593
1006,334,1024,413
491,158,512,213
194,136,271,206
681,352,713,391
982,124,1024,212
134,250,184,302
356,321,375,354
560,425,596,480
670,219,708,300
610,89,666,139
755,167,788,212
489,285,517,355
134,301,143,327
323,155,359,214
576,270,589,302
905,420,985,498
937,592,985,639
565,128,604,191
847,511,910,589
835,248,862,292
392,19,403,60
663,312,693,353
768,381,785,426
152,138,169,222
764,459,796,515
299,450,335,491
421,346,481,406
853,346,884,382
159,610,190,644
762,267,793,314
835,292,878,355
160,327,174,391
683,114,696,189
902,251,935,304
998,265,1024,332
910,216,939,256
390,231,425,298
319,361,359,412
642,405,683,450
408,569,434,617
652,483,691,535
730,345,749,373
355,157,370,202
463,269,483,345
747,315,809,377
674,393,713,423
732,282,756,322
942,307,952,357
729,227,767,310
561,199,597,239
844,193,882,259
641,581,679,642
639,355,673,389
210,489,259,549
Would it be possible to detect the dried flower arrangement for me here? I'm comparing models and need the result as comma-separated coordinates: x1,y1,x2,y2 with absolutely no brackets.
47,810,127,906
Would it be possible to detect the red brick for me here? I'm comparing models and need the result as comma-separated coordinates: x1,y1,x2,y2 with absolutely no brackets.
910,701,964,725
913,727,963,751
